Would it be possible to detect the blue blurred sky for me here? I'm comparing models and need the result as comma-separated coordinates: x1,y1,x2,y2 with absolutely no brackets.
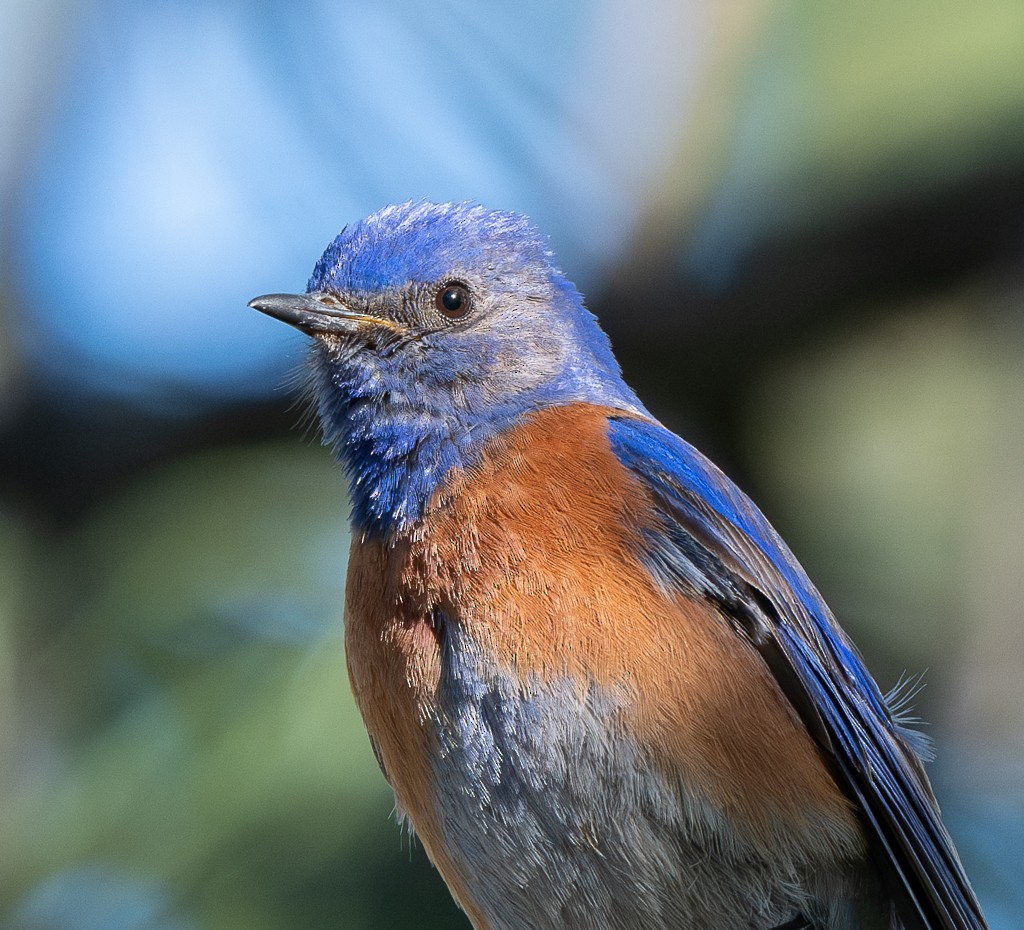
6,1,1022,403
5,0,707,401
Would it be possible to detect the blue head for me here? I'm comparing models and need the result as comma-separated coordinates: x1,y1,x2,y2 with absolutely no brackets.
250,201,644,536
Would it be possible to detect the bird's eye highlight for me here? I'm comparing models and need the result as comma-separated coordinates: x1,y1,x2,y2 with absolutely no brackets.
435,282,472,320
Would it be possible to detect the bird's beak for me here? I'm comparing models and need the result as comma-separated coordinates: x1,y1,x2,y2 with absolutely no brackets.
248,292,392,336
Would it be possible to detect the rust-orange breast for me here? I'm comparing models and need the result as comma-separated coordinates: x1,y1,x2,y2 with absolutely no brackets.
344,402,862,918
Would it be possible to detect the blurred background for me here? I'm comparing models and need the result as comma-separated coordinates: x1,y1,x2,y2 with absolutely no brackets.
1,1,1022,927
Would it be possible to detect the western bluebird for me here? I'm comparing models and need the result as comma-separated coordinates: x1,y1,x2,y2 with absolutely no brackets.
250,202,987,930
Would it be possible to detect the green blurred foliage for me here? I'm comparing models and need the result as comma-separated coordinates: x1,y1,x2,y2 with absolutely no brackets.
774,0,1024,184
0,505,29,795
748,301,999,666
742,282,1024,921
746,283,1024,695
0,443,466,929
659,0,1024,276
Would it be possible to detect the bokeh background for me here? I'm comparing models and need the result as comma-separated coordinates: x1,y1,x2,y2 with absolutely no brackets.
2,1,1023,927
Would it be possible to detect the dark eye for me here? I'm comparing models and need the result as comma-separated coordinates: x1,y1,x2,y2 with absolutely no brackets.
435,281,472,319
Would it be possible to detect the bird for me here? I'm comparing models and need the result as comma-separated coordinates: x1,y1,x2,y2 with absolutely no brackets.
249,201,988,930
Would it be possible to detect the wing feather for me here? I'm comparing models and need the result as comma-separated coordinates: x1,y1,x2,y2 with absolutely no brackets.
607,414,986,930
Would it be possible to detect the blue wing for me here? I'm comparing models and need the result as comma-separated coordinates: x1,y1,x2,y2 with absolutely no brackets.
607,414,987,930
